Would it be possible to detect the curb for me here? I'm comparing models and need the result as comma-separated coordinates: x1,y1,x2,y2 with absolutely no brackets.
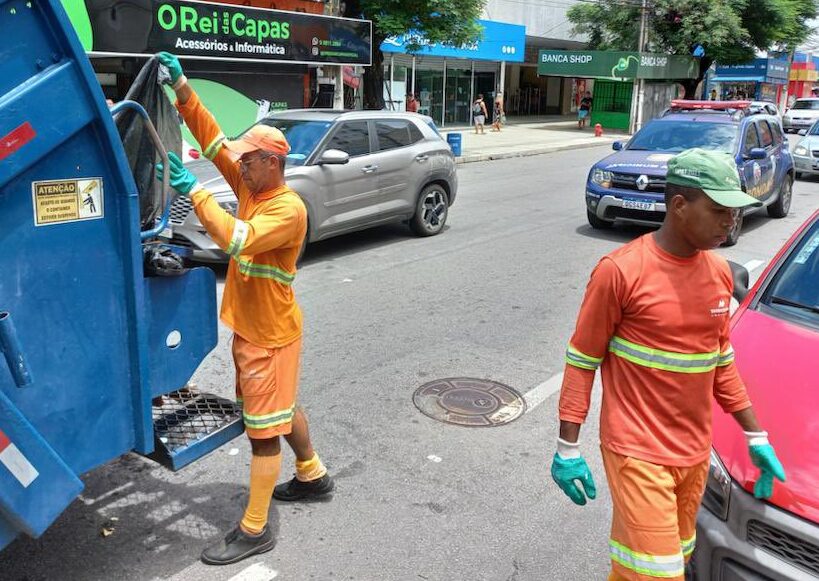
454,139,616,165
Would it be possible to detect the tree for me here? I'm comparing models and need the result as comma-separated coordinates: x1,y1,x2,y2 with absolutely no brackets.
342,0,484,109
567,0,817,98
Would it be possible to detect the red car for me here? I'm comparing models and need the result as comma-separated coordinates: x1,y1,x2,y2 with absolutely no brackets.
694,209,819,579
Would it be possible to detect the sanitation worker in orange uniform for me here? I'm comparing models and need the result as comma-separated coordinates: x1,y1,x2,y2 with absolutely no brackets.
550,149,786,580
156,52,334,565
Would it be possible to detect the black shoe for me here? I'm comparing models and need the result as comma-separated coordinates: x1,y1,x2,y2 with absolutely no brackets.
273,473,335,501
200,525,275,565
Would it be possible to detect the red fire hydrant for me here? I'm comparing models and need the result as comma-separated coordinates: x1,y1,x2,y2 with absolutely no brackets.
594,123,603,137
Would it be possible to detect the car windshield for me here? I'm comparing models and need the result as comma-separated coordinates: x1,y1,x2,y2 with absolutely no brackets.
792,100,819,110
761,219,819,327
809,122,819,136
626,120,738,153
258,118,333,166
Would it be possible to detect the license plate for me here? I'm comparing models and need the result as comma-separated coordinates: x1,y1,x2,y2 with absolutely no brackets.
623,199,655,211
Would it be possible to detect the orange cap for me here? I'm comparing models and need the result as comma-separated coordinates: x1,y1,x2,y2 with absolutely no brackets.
222,124,290,160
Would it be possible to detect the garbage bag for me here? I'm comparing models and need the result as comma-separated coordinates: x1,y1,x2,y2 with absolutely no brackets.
143,244,188,277
115,57,181,230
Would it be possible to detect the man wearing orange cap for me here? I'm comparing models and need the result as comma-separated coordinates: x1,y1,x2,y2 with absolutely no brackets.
156,52,333,565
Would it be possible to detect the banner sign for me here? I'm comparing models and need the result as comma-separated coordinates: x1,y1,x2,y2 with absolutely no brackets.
381,19,525,63
537,50,698,80
80,0,371,65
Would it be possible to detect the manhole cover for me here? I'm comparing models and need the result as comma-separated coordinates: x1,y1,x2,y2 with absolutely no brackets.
413,378,526,427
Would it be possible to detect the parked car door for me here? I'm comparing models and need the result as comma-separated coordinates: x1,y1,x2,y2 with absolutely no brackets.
755,119,778,202
310,120,380,235
369,118,426,218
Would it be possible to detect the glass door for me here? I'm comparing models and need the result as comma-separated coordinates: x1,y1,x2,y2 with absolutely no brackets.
416,68,444,124
445,66,472,125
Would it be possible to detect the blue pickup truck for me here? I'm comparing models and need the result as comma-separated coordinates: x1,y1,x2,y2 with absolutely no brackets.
585,101,794,246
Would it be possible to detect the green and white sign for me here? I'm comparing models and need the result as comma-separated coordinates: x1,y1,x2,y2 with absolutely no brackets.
538,51,698,80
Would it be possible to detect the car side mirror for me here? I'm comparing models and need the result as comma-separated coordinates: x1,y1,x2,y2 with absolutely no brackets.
612,141,623,151
317,149,350,165
745,147,767,160
798,129,808,136
728,260,750,303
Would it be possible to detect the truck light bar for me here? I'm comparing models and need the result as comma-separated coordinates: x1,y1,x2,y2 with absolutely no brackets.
670,100,751,111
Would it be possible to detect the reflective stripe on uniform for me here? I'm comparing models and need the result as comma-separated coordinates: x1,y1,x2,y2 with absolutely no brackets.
226,219,249,257
235,258,296,285
243,406,295,430
204,133,225,160
680,534,696,557
609,540,685,578
717,346,735,367
565,343,604,370
608,336,720,374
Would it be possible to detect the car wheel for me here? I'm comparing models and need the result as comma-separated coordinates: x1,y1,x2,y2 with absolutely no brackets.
767,175,793,218
587,209,613,229
410,184,449,236
722,210,743,247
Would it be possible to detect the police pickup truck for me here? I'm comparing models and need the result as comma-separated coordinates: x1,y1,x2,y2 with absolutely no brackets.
585,100,794,246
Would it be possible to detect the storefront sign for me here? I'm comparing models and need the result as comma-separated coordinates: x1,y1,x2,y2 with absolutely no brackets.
714,58,790,84
380,20,525,63
77,0,371,65
537,50,698,79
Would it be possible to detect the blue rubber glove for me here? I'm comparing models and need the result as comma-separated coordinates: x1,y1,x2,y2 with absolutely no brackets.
551,453,597,506
749,443,786,499
156,151,199,195
156,52,183,85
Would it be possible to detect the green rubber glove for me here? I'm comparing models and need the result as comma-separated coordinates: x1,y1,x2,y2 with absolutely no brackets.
156,52,183,84
156,151,199,195
551,453,597,506
749,444,786,499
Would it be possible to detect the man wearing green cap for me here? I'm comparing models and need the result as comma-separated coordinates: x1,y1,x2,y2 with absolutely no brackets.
549,148,786,580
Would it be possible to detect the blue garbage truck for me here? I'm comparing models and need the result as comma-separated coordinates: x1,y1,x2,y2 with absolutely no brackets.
0,0,242,551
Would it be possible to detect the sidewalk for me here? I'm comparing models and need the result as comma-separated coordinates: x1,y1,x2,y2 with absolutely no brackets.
440,120,628,165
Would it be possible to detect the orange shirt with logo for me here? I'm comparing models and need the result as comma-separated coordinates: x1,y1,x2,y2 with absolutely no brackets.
177,91,307,348
559,234,751,466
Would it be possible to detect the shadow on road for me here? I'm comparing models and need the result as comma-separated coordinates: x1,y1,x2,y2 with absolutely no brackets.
0,455,274,581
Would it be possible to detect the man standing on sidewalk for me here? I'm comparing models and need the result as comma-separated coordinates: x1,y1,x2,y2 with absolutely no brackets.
156,52,334,566
550,149,786,580
472,94,488,134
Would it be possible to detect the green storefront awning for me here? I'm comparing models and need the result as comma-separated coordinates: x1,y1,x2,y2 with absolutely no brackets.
538,50,698,80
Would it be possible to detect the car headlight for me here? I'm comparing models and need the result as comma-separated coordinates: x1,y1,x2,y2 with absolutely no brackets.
794,145,808,156
591,168,613,188
218,200,238,216
701,449,731,520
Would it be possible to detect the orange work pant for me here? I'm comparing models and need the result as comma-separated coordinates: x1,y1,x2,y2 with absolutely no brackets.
233,334,302,439
602,446,709,581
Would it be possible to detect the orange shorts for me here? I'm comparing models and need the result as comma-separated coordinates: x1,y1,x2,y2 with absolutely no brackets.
232,334,302,439
602,446,708,581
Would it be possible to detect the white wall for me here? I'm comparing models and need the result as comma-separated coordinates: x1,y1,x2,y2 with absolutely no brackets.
482,0,580,42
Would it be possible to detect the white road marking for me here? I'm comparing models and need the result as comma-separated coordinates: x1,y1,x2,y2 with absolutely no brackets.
523,372,564,413
79,482,134,506
227,563,279,581
427,455,442,463
743,259,765,273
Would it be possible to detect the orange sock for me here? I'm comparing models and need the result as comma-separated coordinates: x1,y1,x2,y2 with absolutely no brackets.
240,452,282,534
295,453,327,482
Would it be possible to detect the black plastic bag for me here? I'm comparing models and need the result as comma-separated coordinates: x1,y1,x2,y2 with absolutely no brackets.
115,57,181,229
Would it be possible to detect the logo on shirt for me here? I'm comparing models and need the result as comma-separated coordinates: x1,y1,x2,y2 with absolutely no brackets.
710,298,730,317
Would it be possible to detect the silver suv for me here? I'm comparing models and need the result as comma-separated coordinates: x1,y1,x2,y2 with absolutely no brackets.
170,110,458,261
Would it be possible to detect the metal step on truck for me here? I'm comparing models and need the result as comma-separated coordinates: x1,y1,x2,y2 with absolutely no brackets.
0,0,243,551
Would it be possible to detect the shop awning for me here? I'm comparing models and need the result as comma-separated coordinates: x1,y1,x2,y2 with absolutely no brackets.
710,75,766,83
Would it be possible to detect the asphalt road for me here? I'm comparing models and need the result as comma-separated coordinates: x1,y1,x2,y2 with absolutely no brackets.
2,147,816,581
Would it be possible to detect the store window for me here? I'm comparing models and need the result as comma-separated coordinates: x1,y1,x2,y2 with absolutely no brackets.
327,121,370,157
416,66,444,124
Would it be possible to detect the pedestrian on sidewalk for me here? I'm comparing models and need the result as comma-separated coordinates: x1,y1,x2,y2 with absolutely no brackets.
578,91,593,129
472,94,488,134
550,149,786,581
406,93,419,113
156,52,334,566
491,91,504,132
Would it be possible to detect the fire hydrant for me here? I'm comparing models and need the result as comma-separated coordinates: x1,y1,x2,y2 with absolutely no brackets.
594,123,603,137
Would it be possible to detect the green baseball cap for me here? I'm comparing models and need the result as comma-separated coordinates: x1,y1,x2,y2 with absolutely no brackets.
666,148,762,208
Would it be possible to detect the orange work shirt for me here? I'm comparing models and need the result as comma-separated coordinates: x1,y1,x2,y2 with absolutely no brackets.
177,91,307,348
559,234,751,466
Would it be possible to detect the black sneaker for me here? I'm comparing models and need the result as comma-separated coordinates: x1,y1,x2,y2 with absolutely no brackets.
200,525,275,565
273,473,335,501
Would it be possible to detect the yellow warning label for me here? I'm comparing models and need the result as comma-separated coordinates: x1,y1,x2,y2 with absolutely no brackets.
32,178,104,226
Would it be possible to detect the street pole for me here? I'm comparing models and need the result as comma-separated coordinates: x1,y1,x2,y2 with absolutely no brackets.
635,0,648,131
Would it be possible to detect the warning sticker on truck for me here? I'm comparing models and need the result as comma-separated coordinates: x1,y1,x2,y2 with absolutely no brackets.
32,178,104,226
0,429,39,488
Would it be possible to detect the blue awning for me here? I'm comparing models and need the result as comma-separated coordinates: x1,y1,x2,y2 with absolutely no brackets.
710,75,766,83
